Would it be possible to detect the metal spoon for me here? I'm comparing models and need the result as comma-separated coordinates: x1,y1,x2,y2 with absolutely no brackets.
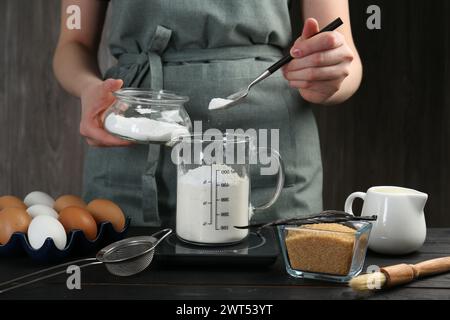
209,17,344,111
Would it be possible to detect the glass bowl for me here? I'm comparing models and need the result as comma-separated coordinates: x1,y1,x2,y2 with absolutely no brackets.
278,221,372,283
102,89,192,144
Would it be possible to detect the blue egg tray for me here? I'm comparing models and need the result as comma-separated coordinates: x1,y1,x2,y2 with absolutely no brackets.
0,218,131,263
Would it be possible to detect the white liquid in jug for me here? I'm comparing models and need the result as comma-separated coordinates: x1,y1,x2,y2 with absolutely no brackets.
176,164,250,244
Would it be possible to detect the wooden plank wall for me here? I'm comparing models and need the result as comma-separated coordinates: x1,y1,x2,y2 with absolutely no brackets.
0,0,449,226
0,0,85,199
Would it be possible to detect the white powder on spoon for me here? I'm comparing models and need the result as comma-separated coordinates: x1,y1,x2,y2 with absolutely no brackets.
104,113,190,143
208,98,233,110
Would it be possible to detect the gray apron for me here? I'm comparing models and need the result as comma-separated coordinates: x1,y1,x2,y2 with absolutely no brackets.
83,0,323,226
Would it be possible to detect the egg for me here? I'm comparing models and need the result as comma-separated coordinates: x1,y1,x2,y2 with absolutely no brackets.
27,215,67,250
24,191,55,208
0,195,27,210
0,207,32,244
59,206,97,240
54,195,86,212
87,199,126,232
27,204,59,219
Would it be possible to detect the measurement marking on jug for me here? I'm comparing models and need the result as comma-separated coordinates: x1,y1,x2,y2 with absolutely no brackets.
201,169,214,226
202,167,236,230
215,169,219,230
214,169,232,231
209,167,213,226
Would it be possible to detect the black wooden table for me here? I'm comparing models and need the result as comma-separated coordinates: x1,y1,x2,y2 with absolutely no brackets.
0,228,449,300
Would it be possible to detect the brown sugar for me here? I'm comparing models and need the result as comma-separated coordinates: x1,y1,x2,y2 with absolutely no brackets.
285,223,356,276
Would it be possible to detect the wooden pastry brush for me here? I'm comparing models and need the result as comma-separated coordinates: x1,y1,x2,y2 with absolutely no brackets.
349,257,450,291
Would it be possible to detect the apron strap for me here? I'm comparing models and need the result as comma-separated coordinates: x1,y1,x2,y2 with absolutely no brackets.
141,25,172,224
146,25,172,89
142,144,162,224
114,25,172,224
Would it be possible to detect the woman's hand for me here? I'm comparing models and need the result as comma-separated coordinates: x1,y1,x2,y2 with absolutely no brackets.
283,18,355,105
80,78,133,147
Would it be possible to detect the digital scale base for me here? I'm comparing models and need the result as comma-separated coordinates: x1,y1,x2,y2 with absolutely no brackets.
155,227,279,267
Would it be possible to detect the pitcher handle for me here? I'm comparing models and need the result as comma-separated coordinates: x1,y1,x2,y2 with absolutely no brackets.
344,192,366,216
251,147,285,216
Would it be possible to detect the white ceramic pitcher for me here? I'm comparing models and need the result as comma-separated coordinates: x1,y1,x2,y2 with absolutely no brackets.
345,186,428,255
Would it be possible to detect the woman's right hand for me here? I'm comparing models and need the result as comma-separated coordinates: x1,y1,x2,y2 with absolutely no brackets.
80,78,133,147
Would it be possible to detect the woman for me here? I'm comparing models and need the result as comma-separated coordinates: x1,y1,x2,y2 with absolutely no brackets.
54,0,362,226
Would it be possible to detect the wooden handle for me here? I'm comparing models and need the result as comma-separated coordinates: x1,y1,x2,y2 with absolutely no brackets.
381,257,450,287
412,257,450,277
381,264,415,287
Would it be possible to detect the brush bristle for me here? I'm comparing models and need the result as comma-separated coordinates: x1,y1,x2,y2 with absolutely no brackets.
349,272,387,291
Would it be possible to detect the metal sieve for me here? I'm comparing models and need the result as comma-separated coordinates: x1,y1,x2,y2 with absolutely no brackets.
0,229,172,294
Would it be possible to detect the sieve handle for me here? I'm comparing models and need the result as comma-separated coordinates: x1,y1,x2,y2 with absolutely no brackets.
0,258,100,294
151,228,173,248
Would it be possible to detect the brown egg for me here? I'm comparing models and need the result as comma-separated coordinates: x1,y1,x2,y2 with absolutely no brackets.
58,206,98,240
0,195,27,210
0,207,32,244
54,195,86,212
87,199,126,232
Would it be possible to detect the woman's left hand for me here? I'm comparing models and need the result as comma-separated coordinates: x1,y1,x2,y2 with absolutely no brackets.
283,18,354,105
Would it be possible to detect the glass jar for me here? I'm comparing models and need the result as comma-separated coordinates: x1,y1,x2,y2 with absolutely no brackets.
278,221,372,283
102,89,192,145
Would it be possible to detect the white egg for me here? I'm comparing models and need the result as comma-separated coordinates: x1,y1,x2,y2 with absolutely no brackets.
24,191,55,208
27,215,67,250
27,204,59,219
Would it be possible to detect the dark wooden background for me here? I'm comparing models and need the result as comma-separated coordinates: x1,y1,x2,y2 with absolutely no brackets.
0,0,449,226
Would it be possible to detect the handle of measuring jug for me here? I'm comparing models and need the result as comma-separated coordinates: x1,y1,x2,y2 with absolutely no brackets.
250,147,285,217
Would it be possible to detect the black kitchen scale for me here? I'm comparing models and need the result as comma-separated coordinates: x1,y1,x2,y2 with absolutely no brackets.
155,227,280,266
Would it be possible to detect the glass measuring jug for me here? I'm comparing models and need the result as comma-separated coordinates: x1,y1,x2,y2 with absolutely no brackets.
172,133,285,245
